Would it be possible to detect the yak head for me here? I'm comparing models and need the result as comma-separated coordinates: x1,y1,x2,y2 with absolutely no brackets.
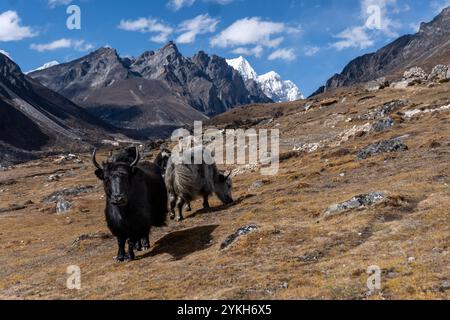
92,147,140,207
214,172,233,205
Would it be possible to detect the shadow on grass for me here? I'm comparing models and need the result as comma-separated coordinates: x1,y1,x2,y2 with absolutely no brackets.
187,194,255,219
142,225,219,260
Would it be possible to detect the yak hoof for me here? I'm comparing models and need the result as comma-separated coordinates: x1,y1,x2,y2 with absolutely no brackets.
115,255,126,263
169,213,176,220
124,253,135,261
176,216,184,222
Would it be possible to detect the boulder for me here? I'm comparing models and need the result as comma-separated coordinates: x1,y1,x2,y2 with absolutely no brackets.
428,64,449,82
220,225,257,250
390,80,411,89
371,118,395,132
358,100,407,120
324,192,386,217
43,185,94,203
403,67,428,82
365,77,389,92
56,198,72,214
357,138,408,160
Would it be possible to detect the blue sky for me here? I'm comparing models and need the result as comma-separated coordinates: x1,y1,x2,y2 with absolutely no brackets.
0,0,449,96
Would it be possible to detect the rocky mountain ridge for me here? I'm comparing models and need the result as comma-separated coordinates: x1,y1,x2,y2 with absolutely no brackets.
313,6,450,95
30,43,272,130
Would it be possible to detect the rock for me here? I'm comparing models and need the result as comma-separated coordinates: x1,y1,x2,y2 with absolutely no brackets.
304,103,313,111
324,192,386,217
428,64,448,82
358,100,407,120
365,77,389,91
47,174,63,182
56,198,72,214
390,80,412,89
220,225,257,250
71,232,113,247
43,185,94,203
407,257,416,263
439,281,450,292
248,180,264,191
320,99,338,107
293,142,322,153
403,67,428,82
357,138,408,160
371,118,395,132
257,118,274,126
54,154,82,164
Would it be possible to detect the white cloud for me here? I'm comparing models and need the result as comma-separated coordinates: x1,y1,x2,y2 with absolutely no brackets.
176,14,219,44
268,48,296,62
168,0,195,11
118,18,174,43
332,26,375,50
48,0,73,7
303,45,320,56
0,11,37,42
168,0,233,11
0,49,11,59
30,38,93,52
211,17,300,49
231,45,264,58
331,0,401,50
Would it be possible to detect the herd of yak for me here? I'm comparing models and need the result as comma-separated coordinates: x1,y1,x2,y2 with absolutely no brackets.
92,146,233,262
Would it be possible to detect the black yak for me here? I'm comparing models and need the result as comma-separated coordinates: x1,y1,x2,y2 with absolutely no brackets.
93,147,167,261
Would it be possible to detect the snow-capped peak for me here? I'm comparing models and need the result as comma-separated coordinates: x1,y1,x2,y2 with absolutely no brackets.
26,61,60,74
25,60,59,74
226,56,304,102
226,56,258,81
257,71,304,102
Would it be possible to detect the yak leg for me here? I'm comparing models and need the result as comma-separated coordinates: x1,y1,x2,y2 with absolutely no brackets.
186,202,192,212
134,238,143,251
126,238,136,261
115,237,127,262
169,195,177,220
141,235,150,251
203,194,210,209
176,198,185,222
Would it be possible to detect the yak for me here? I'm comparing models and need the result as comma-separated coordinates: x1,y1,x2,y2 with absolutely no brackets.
165,146,233,221
93,147,167,262
153,147,171,176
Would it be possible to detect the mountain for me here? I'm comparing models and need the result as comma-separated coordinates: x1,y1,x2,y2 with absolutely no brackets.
257,71,304,102
26,61,60,74
29,43,271,130
226,56,304,102
226,56,258,81
315,6,450,94
0,51,117,165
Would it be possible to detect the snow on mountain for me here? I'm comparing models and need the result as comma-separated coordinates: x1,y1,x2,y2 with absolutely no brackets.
0,49,11,60
226,56,303,102
226,56,258,81
257,71,304,102
26,61,60,74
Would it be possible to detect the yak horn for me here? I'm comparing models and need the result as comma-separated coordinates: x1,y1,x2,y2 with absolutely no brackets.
130,146,140,167
92,149,102,170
